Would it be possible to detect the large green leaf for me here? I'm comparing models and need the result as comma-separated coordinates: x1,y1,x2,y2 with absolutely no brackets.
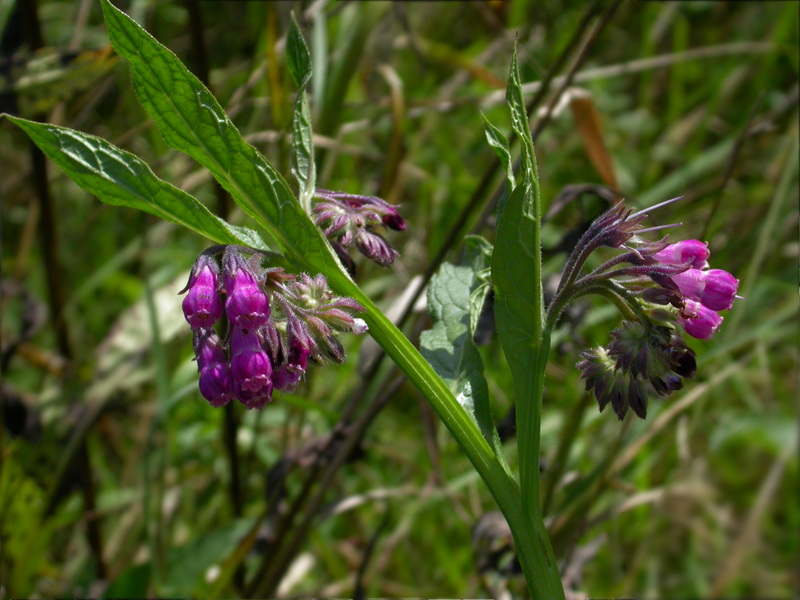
288,14,316,212
420,258,507,470
6,116,264,248
493,44,545,382
491,45,549,520
99,0,339,278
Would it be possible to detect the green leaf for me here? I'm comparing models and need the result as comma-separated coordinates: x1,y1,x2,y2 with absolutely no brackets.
287,13,312,88
6,116,265,248
481,112,515,190
505,44,540,219
99,0,338,277
493,43,545,380
492,185,542,386
493,46,554,555
420,263,507,470
288,15,316,212
464,235,493,336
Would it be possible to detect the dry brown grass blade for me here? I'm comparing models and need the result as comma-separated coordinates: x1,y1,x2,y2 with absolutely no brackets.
569,93,618,189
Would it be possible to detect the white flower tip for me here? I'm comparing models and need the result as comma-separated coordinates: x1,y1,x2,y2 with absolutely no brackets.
351,318,369,335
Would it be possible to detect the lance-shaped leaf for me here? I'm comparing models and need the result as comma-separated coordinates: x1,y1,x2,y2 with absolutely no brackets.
421,262,508,472
493,44,545,384
287,14,316,212
6,116,265,249
99,0,341,281
492,44,549,520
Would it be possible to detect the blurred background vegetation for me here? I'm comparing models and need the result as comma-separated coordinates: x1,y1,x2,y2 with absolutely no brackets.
1,0,797,598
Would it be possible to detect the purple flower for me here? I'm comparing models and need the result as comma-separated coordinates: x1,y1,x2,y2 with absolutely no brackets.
272,340,311,391
652,240,710,269
224,253,270,330
679,299,724,340
671,268,738,311
180,258,223,329
229,328,273,407
193,330,233,407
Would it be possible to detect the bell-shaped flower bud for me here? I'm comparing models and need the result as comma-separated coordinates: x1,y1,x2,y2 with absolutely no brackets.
671,268,738,311
193,330,233,407
224,252,270,330
679,299,724,339
180,257,223,329
229,328,273,406
652,240,710,269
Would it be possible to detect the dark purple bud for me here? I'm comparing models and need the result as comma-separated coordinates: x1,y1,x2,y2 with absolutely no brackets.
192,330,233,407
679,299,724,339
671,268,738,311
181,260,223,329
628,379,648,419
193,329,226,370
224,254,270,329
382,209,407,232
229,328,273,399
199,364,233,407
653,240,710,269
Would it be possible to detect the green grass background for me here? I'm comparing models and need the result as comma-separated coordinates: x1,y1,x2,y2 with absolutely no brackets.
1,0,797,598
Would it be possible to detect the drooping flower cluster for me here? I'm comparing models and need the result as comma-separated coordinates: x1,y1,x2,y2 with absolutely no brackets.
180,246,366,409
552,198,739,420
312,189,406,266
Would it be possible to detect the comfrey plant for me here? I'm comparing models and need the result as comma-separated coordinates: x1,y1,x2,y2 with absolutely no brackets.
180,246,370,409
547,200,739,419
4,3,736,597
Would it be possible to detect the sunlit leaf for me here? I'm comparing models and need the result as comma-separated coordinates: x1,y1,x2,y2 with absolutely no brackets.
7,116,265,249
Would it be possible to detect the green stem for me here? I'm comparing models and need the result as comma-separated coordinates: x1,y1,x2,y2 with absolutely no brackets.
347,287,563,598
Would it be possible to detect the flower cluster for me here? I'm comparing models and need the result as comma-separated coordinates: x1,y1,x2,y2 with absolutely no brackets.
180,246,366,409
554,198,739,420
312,189,406,266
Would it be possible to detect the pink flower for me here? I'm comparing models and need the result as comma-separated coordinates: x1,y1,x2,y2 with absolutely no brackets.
679,299,724,339
652,240,710,269
671,268,739,311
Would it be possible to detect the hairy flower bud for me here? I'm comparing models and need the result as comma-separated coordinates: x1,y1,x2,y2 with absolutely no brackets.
577,347,649,419
671,268,738,311
312,189,406,266
180,257,223,329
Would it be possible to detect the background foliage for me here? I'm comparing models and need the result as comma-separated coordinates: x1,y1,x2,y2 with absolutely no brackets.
1,0,797,598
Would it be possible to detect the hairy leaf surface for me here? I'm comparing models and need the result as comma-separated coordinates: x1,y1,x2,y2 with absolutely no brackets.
100,0,339,279
8,116,265,248
288,14,316,211
421,262,507,469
